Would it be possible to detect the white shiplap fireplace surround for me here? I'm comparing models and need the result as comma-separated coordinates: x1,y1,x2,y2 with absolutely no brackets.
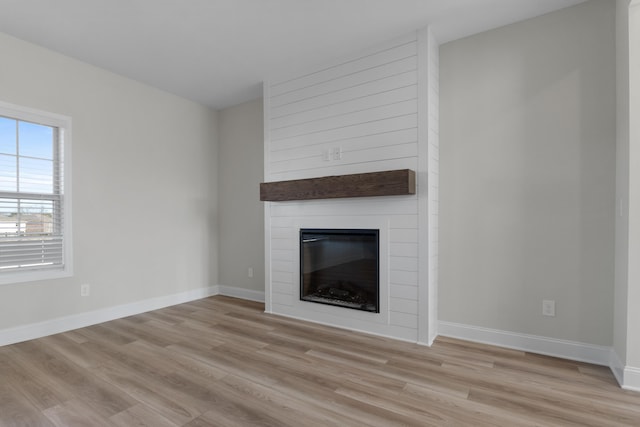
263,28,439,345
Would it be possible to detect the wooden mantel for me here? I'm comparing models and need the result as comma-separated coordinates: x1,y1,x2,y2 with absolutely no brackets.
260,169,415,202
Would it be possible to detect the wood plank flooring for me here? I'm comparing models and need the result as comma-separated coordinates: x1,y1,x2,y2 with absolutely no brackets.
1,295,639,426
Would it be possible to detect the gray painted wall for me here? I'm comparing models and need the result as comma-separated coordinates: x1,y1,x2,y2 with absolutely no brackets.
218,99,265,293
439,0,616,346
0,32,219,331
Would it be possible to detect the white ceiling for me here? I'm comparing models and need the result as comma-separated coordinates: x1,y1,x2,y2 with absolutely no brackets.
0,0,586,110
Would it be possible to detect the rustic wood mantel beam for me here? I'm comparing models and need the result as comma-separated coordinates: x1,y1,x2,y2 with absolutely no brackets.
260,169,415,202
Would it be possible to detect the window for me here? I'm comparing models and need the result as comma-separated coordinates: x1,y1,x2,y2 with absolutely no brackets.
0,101,72,284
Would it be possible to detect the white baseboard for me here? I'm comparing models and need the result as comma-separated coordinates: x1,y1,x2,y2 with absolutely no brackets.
609,349,626,385
622,366,640,392
0,286,219,347
438,321,611,366
610,349,640,392
217,285,265,302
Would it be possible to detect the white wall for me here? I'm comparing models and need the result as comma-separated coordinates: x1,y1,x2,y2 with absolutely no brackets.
0,32,218,338
263,30,438,343
218,99,265,299
440,0,616,347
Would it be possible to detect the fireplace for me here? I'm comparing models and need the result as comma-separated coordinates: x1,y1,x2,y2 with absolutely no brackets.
300,228,379,313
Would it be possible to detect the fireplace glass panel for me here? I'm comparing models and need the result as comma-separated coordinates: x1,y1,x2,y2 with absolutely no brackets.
300,229,379,313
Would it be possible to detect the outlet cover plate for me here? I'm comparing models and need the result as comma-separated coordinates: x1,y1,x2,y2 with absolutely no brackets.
80,284,90,297
542,299,555,317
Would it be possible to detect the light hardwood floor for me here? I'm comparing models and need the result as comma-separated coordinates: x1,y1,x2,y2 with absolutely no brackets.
0,295,639,426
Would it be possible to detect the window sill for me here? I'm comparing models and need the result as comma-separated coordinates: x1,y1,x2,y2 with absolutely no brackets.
0,268,73,286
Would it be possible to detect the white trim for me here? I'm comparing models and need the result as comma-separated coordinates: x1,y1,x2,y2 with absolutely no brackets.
0,286,219,347
439,321,611,366
622,366,640,391
0,100,70,127
611,350,640,391
610,349,626,385
0,268,73,286
0,100,73,286
217,285,265,303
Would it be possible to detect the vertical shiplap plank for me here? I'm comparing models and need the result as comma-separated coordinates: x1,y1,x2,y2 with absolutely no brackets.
263,82,273,313
427,28,440,344
417,28,431,345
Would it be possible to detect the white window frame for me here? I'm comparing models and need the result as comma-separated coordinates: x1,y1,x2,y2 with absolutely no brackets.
0,101,73,285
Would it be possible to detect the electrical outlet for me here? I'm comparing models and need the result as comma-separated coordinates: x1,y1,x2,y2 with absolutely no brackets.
333,147,342,160
542,299,555,317
322,149,330,161
80,283,90,297
248,267,254,278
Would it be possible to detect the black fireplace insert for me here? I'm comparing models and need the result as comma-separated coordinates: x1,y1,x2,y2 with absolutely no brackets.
300,228,379,313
